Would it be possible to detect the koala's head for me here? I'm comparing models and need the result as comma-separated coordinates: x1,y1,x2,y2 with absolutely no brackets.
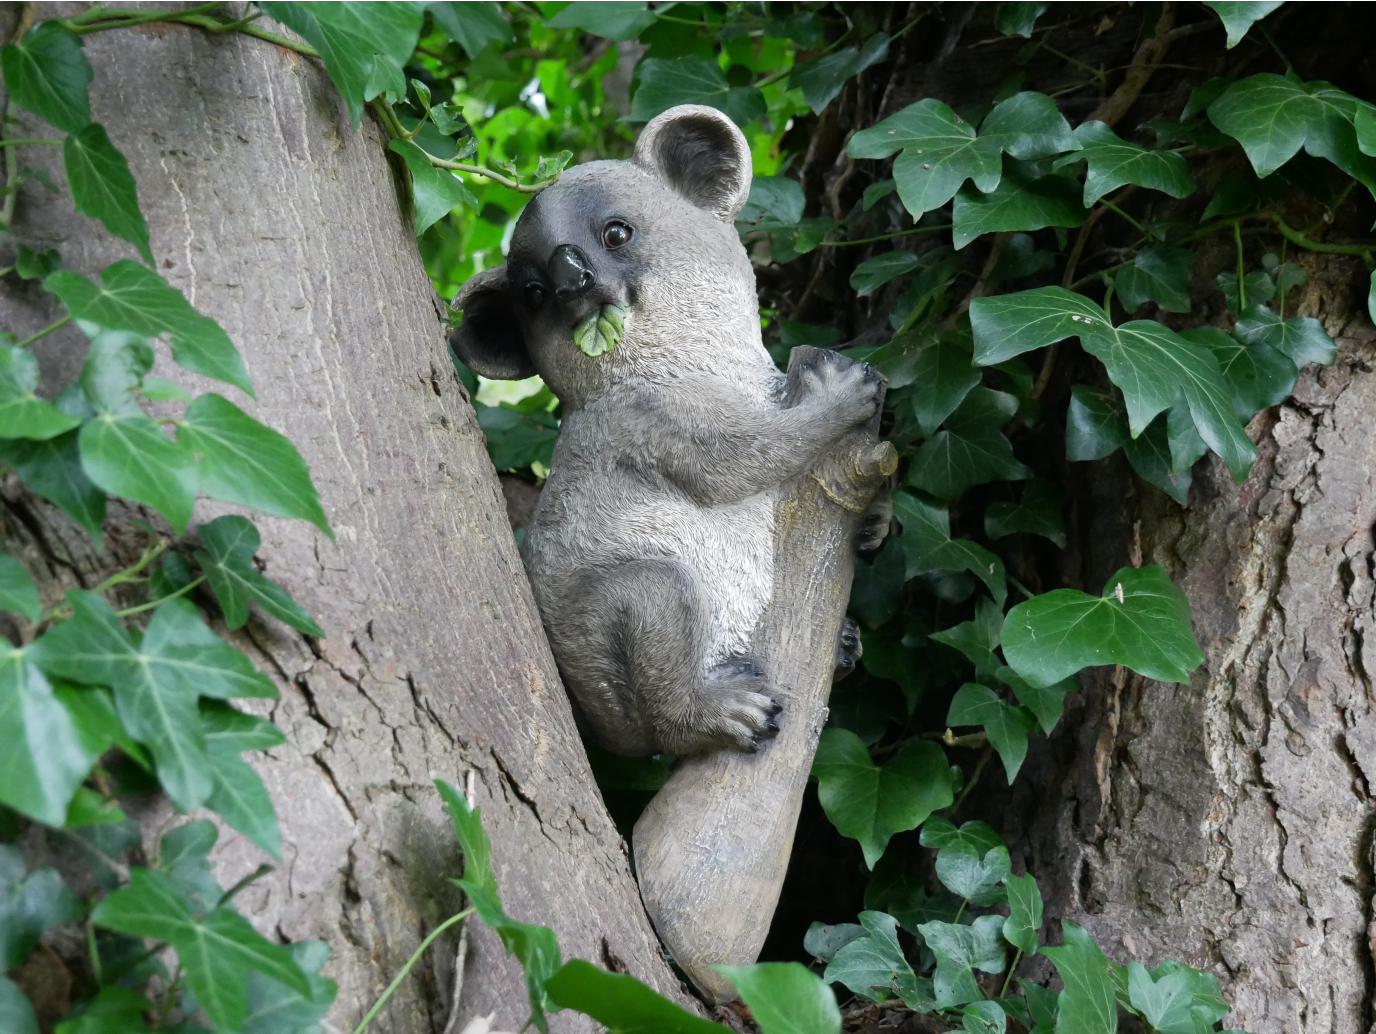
451,105,764,407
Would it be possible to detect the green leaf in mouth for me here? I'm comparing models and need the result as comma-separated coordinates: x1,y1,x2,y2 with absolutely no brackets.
573,302,627,357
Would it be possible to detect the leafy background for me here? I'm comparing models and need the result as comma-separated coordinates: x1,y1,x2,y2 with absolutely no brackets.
3,1,1374,1032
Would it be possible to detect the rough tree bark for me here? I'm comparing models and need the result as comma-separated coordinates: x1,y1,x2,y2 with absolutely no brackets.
1,7,692,1031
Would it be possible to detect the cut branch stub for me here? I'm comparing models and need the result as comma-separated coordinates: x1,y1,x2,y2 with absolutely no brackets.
633,345,896,1003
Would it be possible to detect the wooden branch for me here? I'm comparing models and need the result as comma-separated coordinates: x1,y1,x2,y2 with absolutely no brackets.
633,346,897,1003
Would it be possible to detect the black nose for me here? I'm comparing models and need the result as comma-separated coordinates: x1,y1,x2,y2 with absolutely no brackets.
548,244,595,301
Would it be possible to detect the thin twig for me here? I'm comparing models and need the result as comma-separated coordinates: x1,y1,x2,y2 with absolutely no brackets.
1086,2,1176,128
817,223,953,247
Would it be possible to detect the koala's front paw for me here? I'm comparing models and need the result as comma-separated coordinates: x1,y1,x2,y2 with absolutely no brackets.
802,353,883,429
696,659,782,754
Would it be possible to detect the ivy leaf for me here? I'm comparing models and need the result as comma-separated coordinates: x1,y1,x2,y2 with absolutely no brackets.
0,976,37,1034
92,867,311,1030
892,491,1007,606
437,779,562,1031
720,961,846,1034
900,325,982,435
544,2,657,42
952,158,1086,250
740,176,805,226
1020,979,1060,1031
1214,269,1276,313
1126,962,1193,1034
947,685,1035,783
1165,400,1208,474
1233,304,1337,367
931,597,1004,684
0,555,39,623
908,387,1032,499
935,842,1012,905
0,648,93,826
961,1000,1008,1034
1003,872,1044,955
995,2,1048,37
848,93,1076,220
201,704,283,859
969,287,1255,482
985,479,1066,547
424,1,512,56
919,818,1004,855
0,432,105,541
1148,960,1231,1031
812,728,953,868
1,22,92,134
863,179,897,210
1041,921,1122,1034
196,515,323,636
543,958,722,1034
52,985,152,1034
917,915,1007,1008
821,911,930,1010
1208,74,1376,191
628,56,765,126
78,411,197,533
238,939,337,1034
0,849,83,972
180,394,330,535
45,262,253,396
1114,244,1194,314
1065,385,1129,462
257,3,423,127
1059,121,1194,205
1124,413,1193,504
30,593,275,811
1001,565,1204,688
1370,269,1376,324
63,125,153,266
1204,2,1285,47
996,666,1074,734
0,346,76,440
851,251,919,297
1183,325,1297,420
790,32,889,115
159,819,224,915
387,139,478,235
15,245,61,281
804,923,864,963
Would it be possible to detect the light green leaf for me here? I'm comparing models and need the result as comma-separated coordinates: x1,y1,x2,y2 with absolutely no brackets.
424,1,511,56
437,779,562,1032
239,939,337,1034
388,138,478,234
1061,121,1194,205
55,683,151,771
15,245,61,281
969,287,1255,482
1184,325,1296,420
1149,960,1231,1031
812,728,952,868
935,842,1011,904
1065,385,1129,462
908,387,1031,499
1233,304,1337,367
0,432,105,541
720,961,845,1034
200,700,286,755
1114,243,1194,313
995,2,1048,37
201,704,282,859
789,33,889,115
196,515,323,635
572,301,627,357
892,491,1007,606
985,479,1066,547
1003,872,1043,955
1,21,92,133
1127,962,1193,1034
919,818,1004,854
79,327,153,416
931,596,1004,684
30,593,274,810
545,1,656,41
1001,565,1204,687
0,555,39,622
820,912,930,1011
45,262,252,395
180,394,330,534
628,56,765,126
1041,921,1122,1034
79,411,197,533
851,251,919,297
0,976,37,1034
63,124,152,265
947,685,1034,783
918,915,1007,1008
996,666,1074,735
92,867,311,1030
544,959,722,1034
0,648,91,826
952,158,1086,249
1203,1,1285,48
739,175,805,226
257,3,423,127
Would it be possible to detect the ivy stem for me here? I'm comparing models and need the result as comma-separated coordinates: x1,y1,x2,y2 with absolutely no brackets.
1278,239,1288,321
219,863,275,905
817,224,953,247
1006,573,1035,600
1234,223,1247,311
1000,947,1024,998
352,907,476,1034
954,898,969,924
86,918,103,987
1273,217,1375,261
154,963,183,1029
92,541,169,596
951,745,995,814
0,138,61,147
1100,199,1147,238
15,314,72,348
114,575,206,617
1101,275,1116,318
60,1,225,34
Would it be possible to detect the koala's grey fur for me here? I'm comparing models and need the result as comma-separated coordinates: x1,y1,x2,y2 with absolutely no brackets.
452,105,882,757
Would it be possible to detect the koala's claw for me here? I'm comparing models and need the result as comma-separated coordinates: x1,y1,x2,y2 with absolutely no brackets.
834,618,863,681
695,659,781,753
803,355,882,428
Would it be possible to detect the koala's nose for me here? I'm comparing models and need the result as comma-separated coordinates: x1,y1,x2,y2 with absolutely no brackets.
548,244,596,301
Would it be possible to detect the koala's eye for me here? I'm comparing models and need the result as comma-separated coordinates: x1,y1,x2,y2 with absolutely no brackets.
524,282,547,309
602,220,633,250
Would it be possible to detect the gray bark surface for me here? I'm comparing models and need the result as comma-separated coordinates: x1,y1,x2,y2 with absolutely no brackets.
1,7,691,1030
1010,255,1376,1034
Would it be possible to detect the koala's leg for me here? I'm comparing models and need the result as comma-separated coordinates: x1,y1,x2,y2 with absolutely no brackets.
834,618,862,680
555,560,781,757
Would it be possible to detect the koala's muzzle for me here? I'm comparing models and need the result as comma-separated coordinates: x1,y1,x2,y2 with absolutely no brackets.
549,244,596,301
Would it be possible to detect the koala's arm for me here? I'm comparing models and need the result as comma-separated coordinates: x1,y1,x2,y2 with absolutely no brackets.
613,359,881,506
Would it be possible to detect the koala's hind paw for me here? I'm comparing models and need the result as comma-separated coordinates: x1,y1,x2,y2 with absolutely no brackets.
857,490,893,553
834,618,862,681
696,659,781,753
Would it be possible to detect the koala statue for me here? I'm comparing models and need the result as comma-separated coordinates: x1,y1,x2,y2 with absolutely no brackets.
452,104,882,759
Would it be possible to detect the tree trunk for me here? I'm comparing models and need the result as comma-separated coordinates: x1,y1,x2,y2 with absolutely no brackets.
2,7,690,1031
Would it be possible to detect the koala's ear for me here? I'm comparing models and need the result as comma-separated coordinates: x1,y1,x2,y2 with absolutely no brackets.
634,104,752,222
449,265,536,380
